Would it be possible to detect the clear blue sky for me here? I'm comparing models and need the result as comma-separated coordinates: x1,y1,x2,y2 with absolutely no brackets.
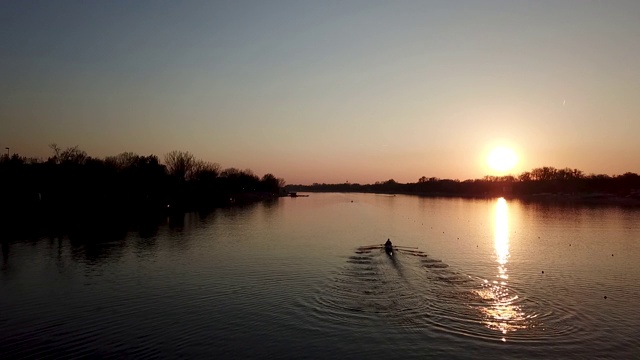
2,0,639,184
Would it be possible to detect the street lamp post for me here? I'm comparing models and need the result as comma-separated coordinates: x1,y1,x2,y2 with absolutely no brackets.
4,147,8,157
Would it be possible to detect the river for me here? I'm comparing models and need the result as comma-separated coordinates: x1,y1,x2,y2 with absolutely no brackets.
2,193,639,359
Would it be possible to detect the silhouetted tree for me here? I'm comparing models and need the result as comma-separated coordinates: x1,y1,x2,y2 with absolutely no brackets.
105,152,140,170
192,160,221,182
260,173,281,193
60,146,88,164
164,150,196,182
518,172,532,182
288,166,640,202
48,144,88,165
0,146,285,238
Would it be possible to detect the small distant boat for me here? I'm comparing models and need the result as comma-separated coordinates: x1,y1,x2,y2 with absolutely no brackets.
384,243,393,256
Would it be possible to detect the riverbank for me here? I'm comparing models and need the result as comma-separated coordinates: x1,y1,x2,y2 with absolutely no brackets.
290,188,640,207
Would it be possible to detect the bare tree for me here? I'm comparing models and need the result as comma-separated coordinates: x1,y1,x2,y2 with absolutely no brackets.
220,167,241,178
59,146,88,164
49,144,87,164
48,143,61,164
192,160,221,182
105,152,139,170
164,150,196,182
518,171,532,182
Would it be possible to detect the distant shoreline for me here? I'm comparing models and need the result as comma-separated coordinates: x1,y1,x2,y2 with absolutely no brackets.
286,169,640,208
288,189,640,207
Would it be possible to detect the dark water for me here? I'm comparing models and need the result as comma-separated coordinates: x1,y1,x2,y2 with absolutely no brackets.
2,193,639,359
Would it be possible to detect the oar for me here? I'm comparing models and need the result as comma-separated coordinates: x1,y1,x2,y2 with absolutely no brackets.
394,245,418,249
357,244,384,250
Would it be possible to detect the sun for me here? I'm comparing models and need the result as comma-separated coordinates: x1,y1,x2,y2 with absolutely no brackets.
487,147,518,173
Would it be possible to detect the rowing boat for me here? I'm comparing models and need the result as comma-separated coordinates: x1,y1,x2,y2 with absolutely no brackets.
384,243,393,256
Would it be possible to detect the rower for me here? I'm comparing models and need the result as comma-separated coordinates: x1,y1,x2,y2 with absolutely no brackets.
384,238,394,256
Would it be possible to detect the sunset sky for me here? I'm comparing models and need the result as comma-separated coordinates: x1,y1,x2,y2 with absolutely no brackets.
2,1,639,184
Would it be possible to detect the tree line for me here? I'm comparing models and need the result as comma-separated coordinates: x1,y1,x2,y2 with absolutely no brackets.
0,145,285,234
287,167,640,201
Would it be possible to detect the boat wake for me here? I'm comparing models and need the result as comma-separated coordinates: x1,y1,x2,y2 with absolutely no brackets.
305,245,595,344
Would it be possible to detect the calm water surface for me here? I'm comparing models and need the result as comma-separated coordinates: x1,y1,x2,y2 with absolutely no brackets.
2,193,639,359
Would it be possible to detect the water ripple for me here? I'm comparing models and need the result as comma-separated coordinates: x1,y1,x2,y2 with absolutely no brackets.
303,245,598,345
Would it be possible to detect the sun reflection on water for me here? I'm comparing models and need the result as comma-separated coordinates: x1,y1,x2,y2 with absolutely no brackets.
476,197,528,340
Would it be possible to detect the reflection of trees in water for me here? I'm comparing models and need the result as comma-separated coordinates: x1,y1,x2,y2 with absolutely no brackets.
2,201,271,266
2,241,9,269
137,220,160,239
49,236,69,275
168,213,186,230
133,237,158,258
263,198,279,209
258,198,280,224
68,227,129,265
